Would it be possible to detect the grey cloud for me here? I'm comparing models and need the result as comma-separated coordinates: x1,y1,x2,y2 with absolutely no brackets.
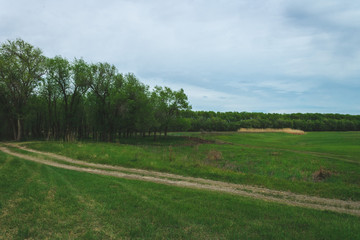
285,1,360,58
1,0,359,114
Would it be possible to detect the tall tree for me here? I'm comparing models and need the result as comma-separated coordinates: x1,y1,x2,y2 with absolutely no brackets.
71,58,91,139
152,86,191,136
46,56,72,140
41,57,61,139
88,62,121,141
0,39,45,140
121,73,154,137
45,56,90,141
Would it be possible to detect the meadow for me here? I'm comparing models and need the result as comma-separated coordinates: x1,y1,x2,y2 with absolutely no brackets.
18,131,360,200
1,131,360,239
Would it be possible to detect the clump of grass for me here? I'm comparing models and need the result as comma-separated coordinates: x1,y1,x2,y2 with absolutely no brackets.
270,152,281,156
207,150,223,161
313,167,333,182
238,128,305,135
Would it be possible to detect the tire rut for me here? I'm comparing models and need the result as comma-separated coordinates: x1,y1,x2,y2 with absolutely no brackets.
1,144,360,217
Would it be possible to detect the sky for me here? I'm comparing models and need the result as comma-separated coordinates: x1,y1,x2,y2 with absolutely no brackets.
1,0,360,114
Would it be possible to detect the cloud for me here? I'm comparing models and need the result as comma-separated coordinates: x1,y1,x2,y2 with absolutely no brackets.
1,0,359,114
283,0,360,78
226,77,318,95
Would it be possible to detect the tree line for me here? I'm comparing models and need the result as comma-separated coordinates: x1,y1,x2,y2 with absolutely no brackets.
179,111,360,132
0,39,190,141
1,39,359,141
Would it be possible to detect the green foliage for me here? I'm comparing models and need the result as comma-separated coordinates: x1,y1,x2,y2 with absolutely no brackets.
183,111,360,132
0,39,191,141
0,39,46,140
152,86,191,136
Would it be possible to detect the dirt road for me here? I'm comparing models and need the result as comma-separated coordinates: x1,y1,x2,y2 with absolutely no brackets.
1,143,359,217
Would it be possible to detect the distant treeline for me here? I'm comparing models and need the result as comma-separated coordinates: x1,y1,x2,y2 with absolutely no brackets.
1,39,359,141
177,111,360,132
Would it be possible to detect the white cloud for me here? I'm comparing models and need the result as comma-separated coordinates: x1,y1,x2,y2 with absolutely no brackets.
1,0,359,113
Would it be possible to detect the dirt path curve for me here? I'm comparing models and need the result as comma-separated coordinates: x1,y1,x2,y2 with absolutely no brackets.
1,143,360,217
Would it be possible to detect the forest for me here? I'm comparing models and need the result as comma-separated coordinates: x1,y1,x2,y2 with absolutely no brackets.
182,111,360,132
1,39,360,141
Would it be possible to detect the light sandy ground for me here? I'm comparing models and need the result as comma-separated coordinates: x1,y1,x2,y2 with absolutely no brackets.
1,143,359,217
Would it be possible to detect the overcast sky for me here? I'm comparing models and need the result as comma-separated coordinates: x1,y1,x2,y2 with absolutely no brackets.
1,0,360,114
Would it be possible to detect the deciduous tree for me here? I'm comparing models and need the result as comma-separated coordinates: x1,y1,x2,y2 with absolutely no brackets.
0,39,45,140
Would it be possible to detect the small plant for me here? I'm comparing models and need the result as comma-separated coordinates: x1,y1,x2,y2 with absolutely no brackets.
207,150,223,161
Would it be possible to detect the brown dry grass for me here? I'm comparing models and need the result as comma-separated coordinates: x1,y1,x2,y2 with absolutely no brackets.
207,150,223,161
238,128,305,135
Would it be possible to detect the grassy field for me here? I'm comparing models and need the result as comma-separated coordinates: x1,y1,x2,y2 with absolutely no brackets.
1,151,360,239
19,132,360,201
203,131,360,159
1,131,360,239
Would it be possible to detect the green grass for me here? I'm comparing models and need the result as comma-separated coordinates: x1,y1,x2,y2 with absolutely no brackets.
21,132,360,201
1,152,359,239
198,131,360,161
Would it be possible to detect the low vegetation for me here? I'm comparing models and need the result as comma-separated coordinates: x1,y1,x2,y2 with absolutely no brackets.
1,150,360,239
11,131,360,201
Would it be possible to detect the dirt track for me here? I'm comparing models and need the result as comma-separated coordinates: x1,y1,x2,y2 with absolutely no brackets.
1,143,360,217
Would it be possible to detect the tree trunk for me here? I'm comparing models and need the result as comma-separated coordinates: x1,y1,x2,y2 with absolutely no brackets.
11,120,17,140
164,126,168,137
16,117,22,141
